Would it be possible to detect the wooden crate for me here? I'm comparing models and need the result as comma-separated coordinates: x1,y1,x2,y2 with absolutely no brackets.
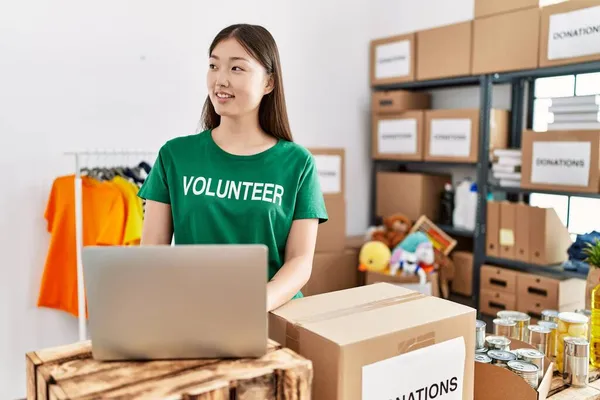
26,339,312,399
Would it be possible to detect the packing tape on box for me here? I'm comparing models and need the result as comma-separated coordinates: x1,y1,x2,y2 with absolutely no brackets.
285,292,426,352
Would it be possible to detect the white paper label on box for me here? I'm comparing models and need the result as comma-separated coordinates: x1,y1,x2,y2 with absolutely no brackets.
362,337,465,400
375,40,411,80
314,154,341,194
531,141,591,187
429,119,472,157
548,5,600,60
377,119,418,154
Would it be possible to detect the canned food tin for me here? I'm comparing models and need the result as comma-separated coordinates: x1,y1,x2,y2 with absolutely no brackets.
486,335,511,351
557,312,589,373
475,354,492,364
541,309,559,323
498,311,531,342
508,361,540,389
493,318,518,339
528,325,551,355
564,337,589,388
538,321,558,359
518,348,545,383
488,350,517,368
476,319,486,350
475,347,489,355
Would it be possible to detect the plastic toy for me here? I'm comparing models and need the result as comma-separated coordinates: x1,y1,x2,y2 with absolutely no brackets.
357,241,392,273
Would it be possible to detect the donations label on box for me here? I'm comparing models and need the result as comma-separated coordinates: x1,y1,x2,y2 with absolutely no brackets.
548,5,600,60
314,154,342,194
378,119,418,154
531,141,592,187
375,40,411,80
362,336,465,400
429,118,472,157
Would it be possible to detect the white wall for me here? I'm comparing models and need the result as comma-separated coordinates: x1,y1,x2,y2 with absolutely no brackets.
1,0,478,398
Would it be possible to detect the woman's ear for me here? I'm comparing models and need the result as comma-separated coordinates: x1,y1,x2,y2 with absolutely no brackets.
264,74,275,95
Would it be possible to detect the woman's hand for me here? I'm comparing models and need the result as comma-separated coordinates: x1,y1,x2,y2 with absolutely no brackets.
266,218,319,312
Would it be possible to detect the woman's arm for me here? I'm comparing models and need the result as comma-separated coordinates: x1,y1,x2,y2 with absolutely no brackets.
266,218,319,311
141,200,174,245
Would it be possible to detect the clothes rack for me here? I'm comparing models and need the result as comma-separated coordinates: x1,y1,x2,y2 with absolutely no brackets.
64,149,157,341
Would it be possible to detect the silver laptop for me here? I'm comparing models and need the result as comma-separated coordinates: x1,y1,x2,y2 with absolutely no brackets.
82,244,268,361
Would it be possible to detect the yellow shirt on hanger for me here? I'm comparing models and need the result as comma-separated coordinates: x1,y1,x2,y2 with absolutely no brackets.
111,176,144,246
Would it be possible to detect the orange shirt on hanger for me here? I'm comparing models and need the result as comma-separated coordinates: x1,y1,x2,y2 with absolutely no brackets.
37,175,126,318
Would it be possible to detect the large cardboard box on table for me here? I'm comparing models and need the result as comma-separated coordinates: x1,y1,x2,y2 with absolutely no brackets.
416,21,473,81
269,283,476,400
370,33,416,86
521,130,600,194
472,7,541,74
539,0,600,68
424,108,509,163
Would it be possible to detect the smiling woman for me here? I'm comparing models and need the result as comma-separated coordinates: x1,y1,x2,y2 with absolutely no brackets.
137,24,329,312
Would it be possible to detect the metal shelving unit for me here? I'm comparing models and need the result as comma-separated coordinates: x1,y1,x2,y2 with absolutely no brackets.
369,61,600,317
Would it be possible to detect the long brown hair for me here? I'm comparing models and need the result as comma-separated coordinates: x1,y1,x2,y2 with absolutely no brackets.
200,24,294,142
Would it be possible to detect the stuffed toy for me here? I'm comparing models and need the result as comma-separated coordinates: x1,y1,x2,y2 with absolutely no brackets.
357,241,391,273
366,213,413,250
389,232,435,284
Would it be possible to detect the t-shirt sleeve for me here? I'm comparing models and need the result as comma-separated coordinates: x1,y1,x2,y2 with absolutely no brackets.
293,154,329,224
44,179,58,233
137,145,171,204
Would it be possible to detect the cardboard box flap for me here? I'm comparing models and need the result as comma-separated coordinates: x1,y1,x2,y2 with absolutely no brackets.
474,338,553,400
273,283,475,347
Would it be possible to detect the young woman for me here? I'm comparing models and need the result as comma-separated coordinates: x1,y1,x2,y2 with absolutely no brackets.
138,24,328,312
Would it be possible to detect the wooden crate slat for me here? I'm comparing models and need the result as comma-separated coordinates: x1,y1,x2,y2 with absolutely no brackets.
70,348,310,399
29,339,283,400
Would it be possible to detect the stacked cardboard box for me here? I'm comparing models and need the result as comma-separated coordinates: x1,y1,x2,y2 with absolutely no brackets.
520,129,600,194
486,200,572,265
371,90,509,163
479,264,586,323
305,149,358,297
370,1,600,82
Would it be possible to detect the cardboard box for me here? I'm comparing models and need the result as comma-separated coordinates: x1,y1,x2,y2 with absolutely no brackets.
416,21,473,80
528,205,572,265
486,201,500,257
499,202,516,259
371,90,431,115
375,171,451,221
372,111,425,161
269,283,476,400
514,203,531,263
424,109,509,163
309,148,345,197
521,130,600,194
316,196,346,253
516,274,586,322
451,251,473,297
472,7,541,74
474,339,553,400
480,264,519,293
370,33,416,86
365,270,440,297
474,0,539,19
303,249,359,297
539,0,600,68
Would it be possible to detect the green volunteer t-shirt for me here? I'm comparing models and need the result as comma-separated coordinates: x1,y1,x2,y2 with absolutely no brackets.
137,129,329,299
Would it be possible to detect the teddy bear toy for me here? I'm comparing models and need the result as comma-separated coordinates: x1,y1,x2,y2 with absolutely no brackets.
389,232,435,284
366,213,413,250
